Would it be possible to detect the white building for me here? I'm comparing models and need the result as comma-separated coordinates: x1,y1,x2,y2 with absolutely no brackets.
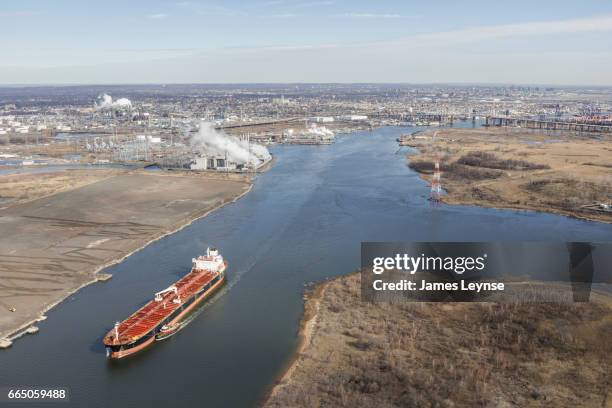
312,116,334,123
339,115,368,121
136,135,161,143
190,155,236,171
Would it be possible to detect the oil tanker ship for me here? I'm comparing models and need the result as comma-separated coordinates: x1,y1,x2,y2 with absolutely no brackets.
103,248,226,359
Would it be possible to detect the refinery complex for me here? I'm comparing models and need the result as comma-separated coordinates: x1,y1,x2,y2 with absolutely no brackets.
1,0,612,404
1,84,611,174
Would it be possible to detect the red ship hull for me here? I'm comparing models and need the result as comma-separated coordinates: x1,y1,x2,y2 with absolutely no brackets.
104,260,226,359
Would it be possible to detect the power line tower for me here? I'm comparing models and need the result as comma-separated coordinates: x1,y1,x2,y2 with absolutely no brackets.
429,159,442,203
429,131,442,203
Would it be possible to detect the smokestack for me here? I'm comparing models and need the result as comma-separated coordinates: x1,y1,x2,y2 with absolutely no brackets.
190,121,271,167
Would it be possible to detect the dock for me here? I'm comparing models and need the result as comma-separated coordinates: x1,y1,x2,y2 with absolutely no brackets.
96,273,113,282
485,116,612,133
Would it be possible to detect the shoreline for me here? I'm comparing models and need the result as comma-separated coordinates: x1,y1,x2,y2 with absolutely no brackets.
0,173,256,346
261,278,332,405
263,274,612,407
440,193,612,224
403,127,612,224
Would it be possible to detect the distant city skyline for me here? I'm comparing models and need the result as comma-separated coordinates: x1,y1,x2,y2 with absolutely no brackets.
1,0,612,85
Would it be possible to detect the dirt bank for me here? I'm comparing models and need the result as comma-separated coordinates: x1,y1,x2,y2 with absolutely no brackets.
0,169,254,342
403,128,612,223
264,283,328,403
264,273,612,407
0,168,126,209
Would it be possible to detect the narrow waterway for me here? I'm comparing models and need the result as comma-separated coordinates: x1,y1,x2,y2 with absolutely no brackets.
1,126,610,407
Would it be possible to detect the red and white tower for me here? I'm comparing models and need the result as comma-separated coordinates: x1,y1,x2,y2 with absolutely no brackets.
429,131,442,203
429,157,442,202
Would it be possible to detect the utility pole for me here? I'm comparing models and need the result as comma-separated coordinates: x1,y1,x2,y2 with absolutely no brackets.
429,131,442,203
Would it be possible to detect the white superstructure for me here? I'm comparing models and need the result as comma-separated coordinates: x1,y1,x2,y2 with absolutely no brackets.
192,248,226,273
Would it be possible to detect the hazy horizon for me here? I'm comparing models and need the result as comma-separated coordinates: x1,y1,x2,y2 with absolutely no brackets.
0,81,612,89
2,0,612,85
1,82,612,89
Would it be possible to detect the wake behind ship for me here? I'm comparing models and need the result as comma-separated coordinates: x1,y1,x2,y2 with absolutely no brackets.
103,248,226,359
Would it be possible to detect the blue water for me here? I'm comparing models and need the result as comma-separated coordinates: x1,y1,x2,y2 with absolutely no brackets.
0,126,610,407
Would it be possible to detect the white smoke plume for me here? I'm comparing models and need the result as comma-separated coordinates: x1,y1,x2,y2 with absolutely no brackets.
96,93,113,108
191,122,271,166
307,124,334,137
96,93,132,110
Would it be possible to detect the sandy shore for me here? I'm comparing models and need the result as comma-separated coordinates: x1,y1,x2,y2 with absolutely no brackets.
264,274,612,407
403,127,612,223
0,169,255,344
263,282,328,403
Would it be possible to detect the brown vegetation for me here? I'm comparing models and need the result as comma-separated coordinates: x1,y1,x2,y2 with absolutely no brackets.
404,128,612,222
0,169,125,208
524,179,606,210
409,160,502,181
408,160,437,174
265,273,612,408
457,151,550,171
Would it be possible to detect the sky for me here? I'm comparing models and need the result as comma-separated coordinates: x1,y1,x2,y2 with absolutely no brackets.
1,0,612,85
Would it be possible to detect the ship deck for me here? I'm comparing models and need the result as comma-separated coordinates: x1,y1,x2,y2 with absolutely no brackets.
104,269,219,345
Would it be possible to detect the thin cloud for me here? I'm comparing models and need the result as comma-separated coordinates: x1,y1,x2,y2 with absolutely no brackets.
176,2,241,16
269,13,298,18
193,14,612,57
0,11,44,17
391,15,612,48
147,13,168,19
262,0,288,5
293,1,334,8
344,13,403,19
259,0,333,6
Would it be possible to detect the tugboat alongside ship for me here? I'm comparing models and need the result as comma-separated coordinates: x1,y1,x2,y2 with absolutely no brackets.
103,248,227,359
